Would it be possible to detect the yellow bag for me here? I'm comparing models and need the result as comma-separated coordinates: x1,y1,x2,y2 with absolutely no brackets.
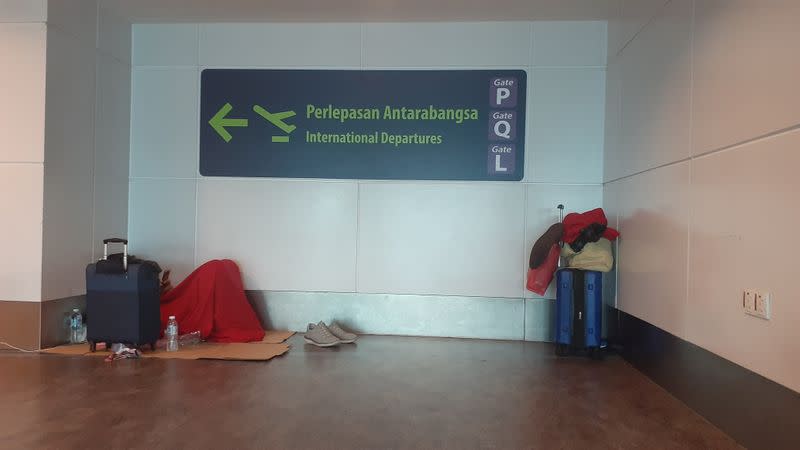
561,238,614,272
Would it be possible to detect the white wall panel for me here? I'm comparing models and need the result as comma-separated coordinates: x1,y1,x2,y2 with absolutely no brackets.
528,68,605,183
602,181,622,308
357,183,525,298
196,179,358,292
46,0,96,47
605,0,623,58
618,0,692,178
689,129,800,394
364,22,531,67
95,57,131,184
0,0,46,22
98,6,131,65
613,0,669,55
41,27,96,300
0,164,43,301
133,24,198,66
692,0,800,155
92,176,128,260
93,56,131,260
0,23,46,163
199,23,361,67
129,179,197,284
532,21,607,67
525,299,555,341
131,68,199,178
603,56,622,182
616,161,690,338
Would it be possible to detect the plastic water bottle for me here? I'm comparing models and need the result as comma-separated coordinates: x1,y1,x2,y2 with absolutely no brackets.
179,330,202,347
69,309,83,344
166,316,179,352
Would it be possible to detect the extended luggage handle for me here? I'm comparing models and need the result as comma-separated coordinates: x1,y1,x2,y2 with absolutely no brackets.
102,238,128,271
557,204,565,268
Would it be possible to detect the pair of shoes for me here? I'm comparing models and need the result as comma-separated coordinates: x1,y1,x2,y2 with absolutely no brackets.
304,321,357,347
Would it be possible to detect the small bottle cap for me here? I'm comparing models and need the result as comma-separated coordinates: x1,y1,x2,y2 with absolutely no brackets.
169,315,176,320
72,308,80,312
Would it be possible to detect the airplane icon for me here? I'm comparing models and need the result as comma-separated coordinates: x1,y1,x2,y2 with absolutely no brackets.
253,105,296,143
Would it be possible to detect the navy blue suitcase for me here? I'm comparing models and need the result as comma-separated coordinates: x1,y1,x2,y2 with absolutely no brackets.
554,268,603,358
85,238,161,351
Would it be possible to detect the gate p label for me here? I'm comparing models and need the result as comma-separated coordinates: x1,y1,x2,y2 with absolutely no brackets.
490,77,518,108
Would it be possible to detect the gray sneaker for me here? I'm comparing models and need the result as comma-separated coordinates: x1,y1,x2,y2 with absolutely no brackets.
304,322,342,347
327,322,357,344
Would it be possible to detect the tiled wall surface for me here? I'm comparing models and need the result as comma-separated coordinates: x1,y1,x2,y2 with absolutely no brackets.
604,0,800,393
40,0,132,301
0,6,46,303
130,21,608,340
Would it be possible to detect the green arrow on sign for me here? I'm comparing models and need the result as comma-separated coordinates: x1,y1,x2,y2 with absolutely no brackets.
209,103,248,143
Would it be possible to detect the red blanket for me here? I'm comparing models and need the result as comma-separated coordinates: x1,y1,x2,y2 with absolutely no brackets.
562,208,620,244
159,259,265,343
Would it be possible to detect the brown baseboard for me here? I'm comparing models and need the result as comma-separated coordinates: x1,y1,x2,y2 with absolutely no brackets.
0,300,40,351
608,307,800,450
0,296,87,351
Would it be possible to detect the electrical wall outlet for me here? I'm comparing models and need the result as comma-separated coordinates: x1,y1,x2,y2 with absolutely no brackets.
743,289,771,320
754,292,771,319
743,290,755,313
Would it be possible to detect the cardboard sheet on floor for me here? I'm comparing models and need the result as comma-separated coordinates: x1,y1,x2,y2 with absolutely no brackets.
40,330,294,361
40,344,93,356
145,342,290,361
260,330,295,344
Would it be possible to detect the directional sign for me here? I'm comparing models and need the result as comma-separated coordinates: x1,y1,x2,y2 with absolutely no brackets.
199,69,526,180
252,106,296,142
208,103,248,143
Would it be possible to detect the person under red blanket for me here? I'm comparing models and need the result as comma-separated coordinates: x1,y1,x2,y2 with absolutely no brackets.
158,259,265,343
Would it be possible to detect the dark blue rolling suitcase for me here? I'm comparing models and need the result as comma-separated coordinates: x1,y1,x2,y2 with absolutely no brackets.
85,238,161,352
554,268,603,358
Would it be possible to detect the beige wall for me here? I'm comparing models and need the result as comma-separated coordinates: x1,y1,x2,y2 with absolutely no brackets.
0,0,130,307
605,0,800,393
0,8,47,303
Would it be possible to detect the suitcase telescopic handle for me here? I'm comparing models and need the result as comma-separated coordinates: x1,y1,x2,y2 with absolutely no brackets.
557,204,565,269
102,238,128,271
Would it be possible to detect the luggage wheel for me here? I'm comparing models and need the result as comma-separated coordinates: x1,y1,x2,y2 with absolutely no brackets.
555,344,570,357
589,347,604,361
